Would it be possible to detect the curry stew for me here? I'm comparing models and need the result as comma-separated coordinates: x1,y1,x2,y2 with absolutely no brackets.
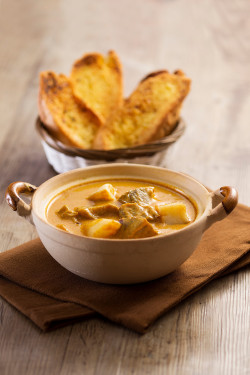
46,179,197,239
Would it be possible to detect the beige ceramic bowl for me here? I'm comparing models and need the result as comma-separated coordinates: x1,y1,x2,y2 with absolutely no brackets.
6,164,238,284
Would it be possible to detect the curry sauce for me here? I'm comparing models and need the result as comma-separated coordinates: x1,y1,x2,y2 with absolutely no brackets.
46,179,197,239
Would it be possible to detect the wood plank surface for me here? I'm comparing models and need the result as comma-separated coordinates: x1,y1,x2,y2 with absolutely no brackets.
0,0,249,374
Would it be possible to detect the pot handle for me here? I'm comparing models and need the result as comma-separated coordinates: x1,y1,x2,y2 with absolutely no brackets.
5,182,37,224
205,186,238,229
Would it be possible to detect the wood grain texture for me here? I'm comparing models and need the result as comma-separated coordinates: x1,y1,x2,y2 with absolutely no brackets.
0,0,249,374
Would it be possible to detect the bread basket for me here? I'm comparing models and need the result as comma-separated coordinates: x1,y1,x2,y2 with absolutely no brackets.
36,117,186,173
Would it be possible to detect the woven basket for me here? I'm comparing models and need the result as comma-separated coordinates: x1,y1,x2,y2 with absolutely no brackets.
36,117,186,162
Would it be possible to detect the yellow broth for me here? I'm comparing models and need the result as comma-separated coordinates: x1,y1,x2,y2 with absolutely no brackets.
46,179,197,238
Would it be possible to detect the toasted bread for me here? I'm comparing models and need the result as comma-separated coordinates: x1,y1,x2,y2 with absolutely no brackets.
93,70,190,150
70,50,123,124
38,71,100,149
155,103,182,139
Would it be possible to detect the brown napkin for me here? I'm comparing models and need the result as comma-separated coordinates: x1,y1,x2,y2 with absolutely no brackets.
0,203,249,333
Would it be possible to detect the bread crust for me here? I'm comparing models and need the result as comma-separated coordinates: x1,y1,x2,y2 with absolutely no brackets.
38,71,100,149
93,71,191,150
70,50,123,125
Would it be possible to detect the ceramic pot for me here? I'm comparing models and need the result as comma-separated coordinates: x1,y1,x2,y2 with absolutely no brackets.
6,164,238,284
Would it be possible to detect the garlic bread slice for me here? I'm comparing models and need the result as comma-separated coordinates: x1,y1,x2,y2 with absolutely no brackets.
70,50,123,124
39,71,100,149
94,70,190,150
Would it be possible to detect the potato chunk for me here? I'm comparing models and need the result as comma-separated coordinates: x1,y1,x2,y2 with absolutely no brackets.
87,184,116,201
155,202,191,224
81,218,121,238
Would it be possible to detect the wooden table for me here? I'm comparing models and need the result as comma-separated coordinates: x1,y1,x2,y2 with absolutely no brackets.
0,0,249,373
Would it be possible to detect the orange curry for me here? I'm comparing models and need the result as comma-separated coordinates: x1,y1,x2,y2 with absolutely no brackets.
46,179,197,239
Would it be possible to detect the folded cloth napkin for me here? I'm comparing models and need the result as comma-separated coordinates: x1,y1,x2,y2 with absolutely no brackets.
0,204,249,333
